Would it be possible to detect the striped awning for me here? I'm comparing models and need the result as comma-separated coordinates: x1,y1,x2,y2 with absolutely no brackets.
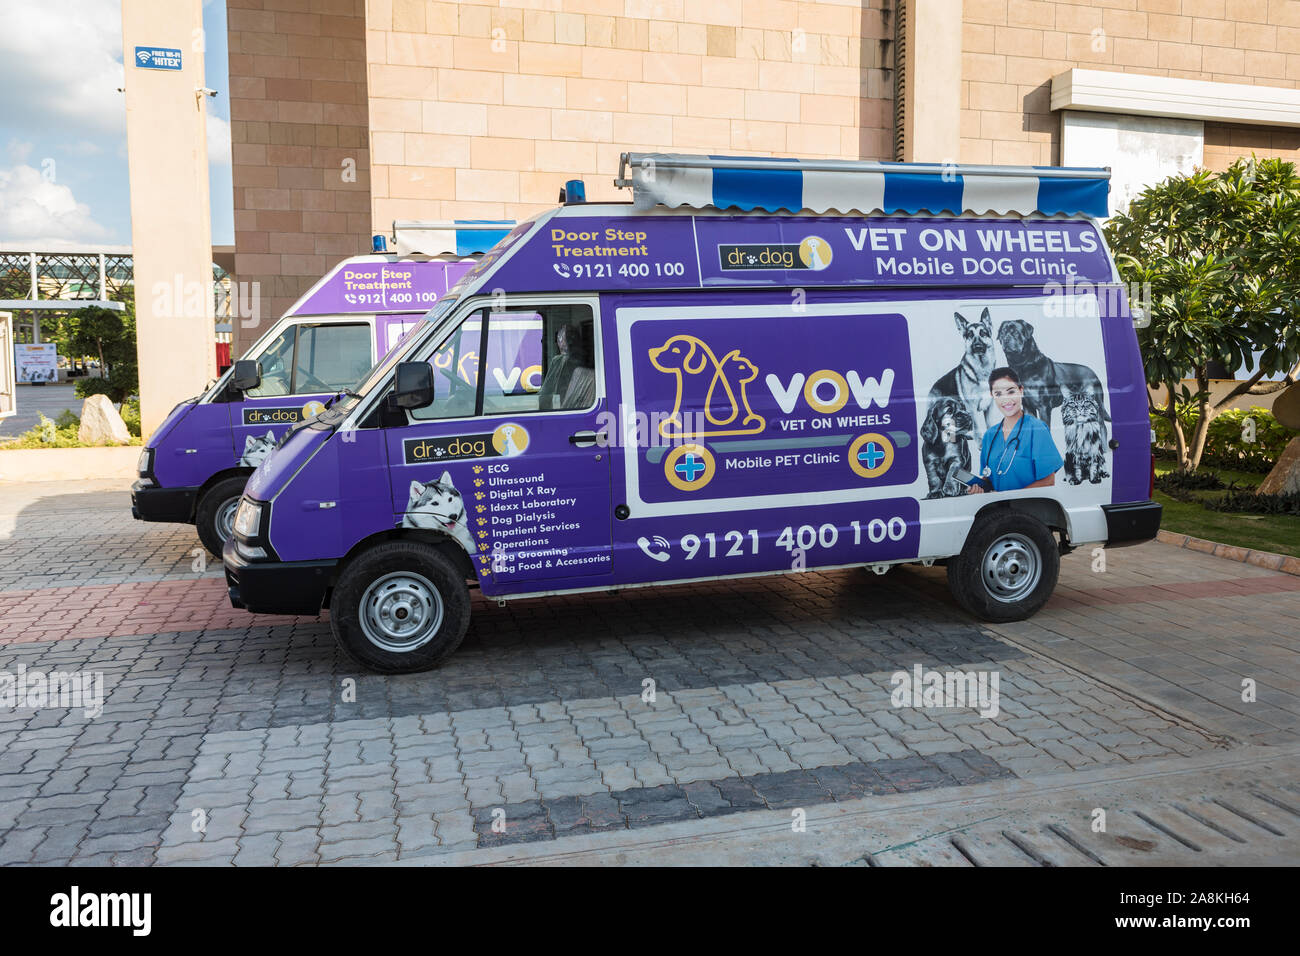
617,153,1111,219
391,220,515,257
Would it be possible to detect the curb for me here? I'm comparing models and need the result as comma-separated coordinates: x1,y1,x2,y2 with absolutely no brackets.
1156,528,1300,576
0,446,140,482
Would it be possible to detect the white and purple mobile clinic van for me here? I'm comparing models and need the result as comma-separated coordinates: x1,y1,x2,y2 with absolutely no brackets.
132,222,512,556
224,154,1161,673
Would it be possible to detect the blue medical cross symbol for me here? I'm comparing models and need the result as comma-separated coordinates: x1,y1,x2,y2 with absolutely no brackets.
858,442,885,470
675,453,706,482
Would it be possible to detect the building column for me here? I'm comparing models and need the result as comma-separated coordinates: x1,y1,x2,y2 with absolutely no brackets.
120,0,216,436
900,0,964,164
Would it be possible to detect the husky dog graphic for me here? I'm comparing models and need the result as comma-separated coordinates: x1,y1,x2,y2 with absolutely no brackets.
239,430,277,468
402,471,475,555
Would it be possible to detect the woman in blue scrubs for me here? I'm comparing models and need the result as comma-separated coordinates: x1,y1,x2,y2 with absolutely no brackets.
969,367,1062,494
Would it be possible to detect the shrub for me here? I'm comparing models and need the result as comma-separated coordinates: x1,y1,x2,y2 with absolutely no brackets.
1155,469,1225,493
1151,405,1291,473
120,398,141,438
1207,488,1300,516
0,413,82,449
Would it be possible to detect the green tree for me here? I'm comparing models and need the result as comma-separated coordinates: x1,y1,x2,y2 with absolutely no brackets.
1106,158,1300,471
63,294,139,403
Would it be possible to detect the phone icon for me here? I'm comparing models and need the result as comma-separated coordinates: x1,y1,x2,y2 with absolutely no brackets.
637,536,671,562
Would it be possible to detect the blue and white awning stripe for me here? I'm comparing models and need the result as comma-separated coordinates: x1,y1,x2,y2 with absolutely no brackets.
619,154,1110,219
391,220,515,256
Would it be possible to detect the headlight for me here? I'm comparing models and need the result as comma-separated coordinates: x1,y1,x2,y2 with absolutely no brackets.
137,448,153,476
232,499,263,538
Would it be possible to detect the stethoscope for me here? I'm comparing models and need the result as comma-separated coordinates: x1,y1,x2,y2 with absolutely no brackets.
989,415,1027,477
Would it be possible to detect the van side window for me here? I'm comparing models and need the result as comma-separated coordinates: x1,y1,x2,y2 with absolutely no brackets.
411,311,485,421
247,322,371,397
411,303,595,420
245,329,296,398
494,304,595,414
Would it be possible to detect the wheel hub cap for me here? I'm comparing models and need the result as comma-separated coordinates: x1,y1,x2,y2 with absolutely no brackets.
359,572,443,653
216,498,239,542
982,533,1042,603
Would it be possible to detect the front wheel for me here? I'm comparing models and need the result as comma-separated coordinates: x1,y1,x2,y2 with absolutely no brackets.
947,511,1060,622
330,541,470,673
196,476,248,558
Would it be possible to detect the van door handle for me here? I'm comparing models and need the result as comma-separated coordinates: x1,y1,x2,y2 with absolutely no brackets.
569,430,604,447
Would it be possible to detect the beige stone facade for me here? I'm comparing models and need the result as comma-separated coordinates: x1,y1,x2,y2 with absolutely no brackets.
225,0,1300,353
228,0,372,335
363,0,895,225
961,0,1300,166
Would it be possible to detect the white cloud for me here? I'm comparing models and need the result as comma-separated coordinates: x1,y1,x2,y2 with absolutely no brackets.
207,112,231,166
0,164,112,248
0,1,126,137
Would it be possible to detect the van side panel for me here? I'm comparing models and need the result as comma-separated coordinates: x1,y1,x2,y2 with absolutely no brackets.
150,403,233,488
589,285,1121,591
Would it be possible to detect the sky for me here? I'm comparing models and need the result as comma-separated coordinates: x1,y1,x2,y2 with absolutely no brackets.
0,0,233,251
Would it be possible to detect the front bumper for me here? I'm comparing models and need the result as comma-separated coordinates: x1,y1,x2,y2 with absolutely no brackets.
131,479,198,523
1102,499,1163,548
223,536,334,616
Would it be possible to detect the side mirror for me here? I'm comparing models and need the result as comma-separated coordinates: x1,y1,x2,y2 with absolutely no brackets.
231,359,261,392
391,361,434,410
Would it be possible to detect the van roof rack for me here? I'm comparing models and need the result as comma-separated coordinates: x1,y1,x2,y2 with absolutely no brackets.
390,220,515,257
616,153,1110,219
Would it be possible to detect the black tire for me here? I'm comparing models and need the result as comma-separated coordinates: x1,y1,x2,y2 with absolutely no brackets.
329,541,470,674
195,476,248,558
946,510,1060,622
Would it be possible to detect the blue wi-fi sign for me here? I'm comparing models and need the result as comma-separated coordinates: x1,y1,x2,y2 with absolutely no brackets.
134,46,183,70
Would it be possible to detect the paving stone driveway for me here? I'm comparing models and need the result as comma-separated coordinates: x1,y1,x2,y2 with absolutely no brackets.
0,482,1295,865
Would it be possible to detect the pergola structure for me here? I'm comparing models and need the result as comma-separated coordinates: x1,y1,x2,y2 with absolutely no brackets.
0,247,232,346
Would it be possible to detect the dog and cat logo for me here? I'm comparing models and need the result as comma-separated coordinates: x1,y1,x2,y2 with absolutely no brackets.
649,335,765,440
922,308,1109,498
402,423,529,465
719,235,833,272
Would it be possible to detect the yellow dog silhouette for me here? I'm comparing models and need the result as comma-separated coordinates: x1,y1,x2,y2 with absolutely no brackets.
648,334,766,438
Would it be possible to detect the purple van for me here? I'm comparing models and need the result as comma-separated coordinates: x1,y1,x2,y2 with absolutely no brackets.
132,222,511,555
225,155,1161,673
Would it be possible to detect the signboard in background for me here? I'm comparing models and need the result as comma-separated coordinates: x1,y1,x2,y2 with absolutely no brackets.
134,46,183,70
15,343,58,384
0,314,13,420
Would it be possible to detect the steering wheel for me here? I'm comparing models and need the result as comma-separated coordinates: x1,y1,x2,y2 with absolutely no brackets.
297,369,331,393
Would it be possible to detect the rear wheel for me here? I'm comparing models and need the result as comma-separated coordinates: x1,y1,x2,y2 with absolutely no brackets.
947,511,1059,622
196,476,247,558
330,541,470,673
